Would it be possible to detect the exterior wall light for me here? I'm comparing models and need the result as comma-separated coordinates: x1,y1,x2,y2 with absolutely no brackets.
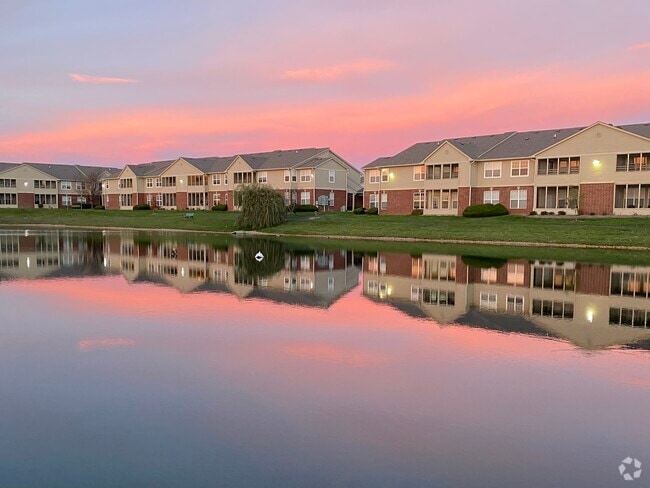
389,172,395,180
592,159,601,167
24,181,28,187
586,309,595,323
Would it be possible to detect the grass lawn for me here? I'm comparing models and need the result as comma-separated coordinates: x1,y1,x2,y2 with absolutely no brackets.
1,208,649,248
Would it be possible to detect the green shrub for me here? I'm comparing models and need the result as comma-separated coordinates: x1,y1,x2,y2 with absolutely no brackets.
529,211,537,215
94,205,105,210
133,204,152,211
353,207,366,215
211,204,228,211
462,203,509,218
411,209,423,216
366,207,379,215
81,203,93,209
558,210,566,216
293,204,318,212
236,184,287,230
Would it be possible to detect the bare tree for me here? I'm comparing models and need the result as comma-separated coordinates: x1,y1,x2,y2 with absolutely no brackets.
82,169,105,207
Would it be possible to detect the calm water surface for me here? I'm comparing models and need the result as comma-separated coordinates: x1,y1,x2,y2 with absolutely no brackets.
0,229,649,487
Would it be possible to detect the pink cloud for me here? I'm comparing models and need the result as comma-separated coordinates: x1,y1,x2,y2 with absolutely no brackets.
0,64,648,165
78,337,136,351
69,73,138,84
627,42,650,51
280,59,395,82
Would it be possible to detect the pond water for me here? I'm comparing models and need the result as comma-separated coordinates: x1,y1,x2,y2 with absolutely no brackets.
0,228,649,487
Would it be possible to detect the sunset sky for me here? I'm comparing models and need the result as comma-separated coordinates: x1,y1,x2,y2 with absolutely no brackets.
1,0,649,167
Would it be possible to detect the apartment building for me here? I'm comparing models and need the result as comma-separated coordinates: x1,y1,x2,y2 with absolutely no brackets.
363,121,650,215
363,252,650,350
0,162,117,209
102,148,363,211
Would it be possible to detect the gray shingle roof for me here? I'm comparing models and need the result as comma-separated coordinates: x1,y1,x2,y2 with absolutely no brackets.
619,123,650,140
181,156,235,173
127,160,174,177
239,148,328,170
478,126,585,160
0,162,19,174
24,162,118,181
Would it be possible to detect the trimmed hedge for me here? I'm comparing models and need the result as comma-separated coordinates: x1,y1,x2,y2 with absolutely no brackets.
462,203,509,218
211,204,228,211
353,207,366,215
133,204,152,211
366,207,379,215
293,204,318,212
411,209,423,216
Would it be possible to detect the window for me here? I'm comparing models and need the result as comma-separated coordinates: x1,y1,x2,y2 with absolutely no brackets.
34,194,57,205
61,195,72,206
507,263,525,285
609,307,649,327
532,264,576,290
537,186,579,209
480,268,497,283
34,180,56,189
506,295,525,314
615,184,650,209
188,175,205,186
188,192,205,207
105,181,109,190
212,174,221,185
155,178,162,188
414,166,426,181
118,179,132,189
300,170,312,182
161,193,176,207
284,171,291,183
483,190,500,204
76,182,85,190
301,191,310,205
60,181,72,190
369,193,378,209
413,191,425,210
284,190,290,205
119,194,133,207
381,169,389,182
369,170,380,184
484,161,501,178
257,172,267,184
146,178,154,188
329,191,335,207
532,299,574,319
233,172,253,184
213,193,220,205
157,194,163,207
480,292,498,311
510,189,527,209
617,153,650,172
0,179,17,188
380,193,388,210
329,170,336,183
610,271,650,298
511,160,529,177
537,157,580,175
426,163,459,180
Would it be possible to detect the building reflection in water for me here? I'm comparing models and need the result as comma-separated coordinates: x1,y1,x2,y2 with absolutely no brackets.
1,229,650,351
363,252,650,350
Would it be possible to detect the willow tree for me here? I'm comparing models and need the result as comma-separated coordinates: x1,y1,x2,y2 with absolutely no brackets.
236,184,287,230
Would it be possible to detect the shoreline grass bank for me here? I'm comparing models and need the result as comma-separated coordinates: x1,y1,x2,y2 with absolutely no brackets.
1,208,649,250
